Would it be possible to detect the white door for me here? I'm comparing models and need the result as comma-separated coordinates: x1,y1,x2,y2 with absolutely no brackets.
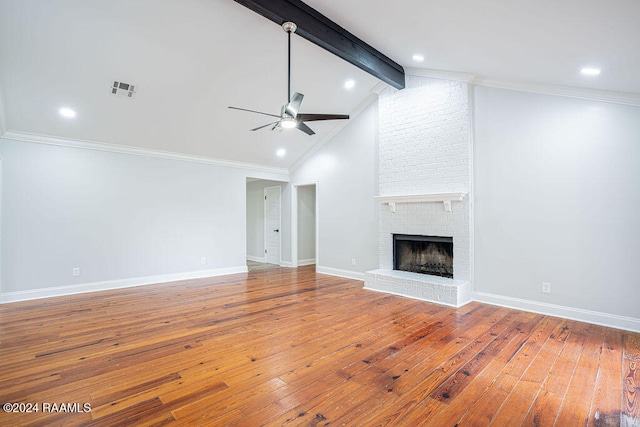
264,186,281,265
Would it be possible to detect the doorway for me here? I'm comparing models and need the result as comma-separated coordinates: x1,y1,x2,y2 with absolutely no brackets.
246,179,285,271
292,183,318,268
264,185,281,265
296,184,316,266
0,156,2,296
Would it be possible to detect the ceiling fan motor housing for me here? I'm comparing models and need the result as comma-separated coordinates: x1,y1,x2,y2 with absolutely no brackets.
282,22,297,33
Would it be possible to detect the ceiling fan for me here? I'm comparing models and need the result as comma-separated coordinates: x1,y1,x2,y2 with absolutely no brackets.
228,22,349,136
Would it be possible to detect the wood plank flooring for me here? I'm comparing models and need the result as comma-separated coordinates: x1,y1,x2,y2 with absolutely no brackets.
0,265,638,426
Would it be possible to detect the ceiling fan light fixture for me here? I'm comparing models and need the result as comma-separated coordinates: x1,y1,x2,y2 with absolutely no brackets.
280,117,297,129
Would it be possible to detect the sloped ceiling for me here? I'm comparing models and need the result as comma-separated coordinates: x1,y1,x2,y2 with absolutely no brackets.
1,0,638,170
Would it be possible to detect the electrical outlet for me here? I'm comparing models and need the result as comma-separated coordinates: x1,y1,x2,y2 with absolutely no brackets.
351,258,356,266
72,268,80,277
200,257,206,265
542,282,551,294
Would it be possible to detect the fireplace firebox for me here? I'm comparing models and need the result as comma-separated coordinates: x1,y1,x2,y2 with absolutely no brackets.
393,234,453,278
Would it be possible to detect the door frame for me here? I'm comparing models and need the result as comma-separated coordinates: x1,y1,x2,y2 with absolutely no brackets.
263,185,282,265
291,181,319,269
0,155,2,298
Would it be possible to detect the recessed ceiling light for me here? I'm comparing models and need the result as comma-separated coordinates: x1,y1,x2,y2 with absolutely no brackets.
580,67,601,76
412,54,425,62
59,107,76,118
276,148,286,157
344,79,355,89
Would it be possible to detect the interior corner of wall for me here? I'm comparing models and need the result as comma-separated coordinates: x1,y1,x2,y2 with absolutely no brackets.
0,85,7,136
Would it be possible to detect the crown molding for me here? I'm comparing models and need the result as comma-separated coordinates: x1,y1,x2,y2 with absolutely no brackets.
473,77,640,107
405,67,640,107
288,81,386,173
405,67,476,83
0,130,289,175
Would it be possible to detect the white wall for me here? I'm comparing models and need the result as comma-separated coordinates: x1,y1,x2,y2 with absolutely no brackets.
291,102,379,277
246,179,290,263
297,184,316,263
0,138,279,298
473,87,640,320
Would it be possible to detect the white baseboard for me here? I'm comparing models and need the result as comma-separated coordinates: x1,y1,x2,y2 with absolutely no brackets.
279,261,293,268
316,266,365,281
0,266,249,304
298,258,316,266
472,291,640,333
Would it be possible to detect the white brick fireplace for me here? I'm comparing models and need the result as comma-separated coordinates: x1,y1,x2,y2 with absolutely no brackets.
364,75,473,307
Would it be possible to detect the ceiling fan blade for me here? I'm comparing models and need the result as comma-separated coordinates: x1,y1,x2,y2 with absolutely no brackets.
296,113,349,122
250,121,280,131
297,121,315,135
228,106,280,118
285,92,304,117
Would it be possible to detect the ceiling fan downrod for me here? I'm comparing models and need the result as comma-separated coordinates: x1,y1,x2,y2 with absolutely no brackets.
282,22,297,104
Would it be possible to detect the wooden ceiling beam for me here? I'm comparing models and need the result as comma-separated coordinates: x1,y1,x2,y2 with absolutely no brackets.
233,0,405,90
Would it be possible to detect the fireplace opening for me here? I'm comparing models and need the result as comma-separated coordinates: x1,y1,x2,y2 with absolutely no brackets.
393,234,453,278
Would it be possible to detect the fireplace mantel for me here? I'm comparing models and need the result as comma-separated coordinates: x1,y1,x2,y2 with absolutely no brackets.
375,192,467,212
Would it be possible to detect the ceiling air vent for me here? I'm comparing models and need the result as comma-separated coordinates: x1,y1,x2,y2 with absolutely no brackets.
111,81,136,99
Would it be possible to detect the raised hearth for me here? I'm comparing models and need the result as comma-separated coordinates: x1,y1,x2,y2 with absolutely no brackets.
364,269,470,307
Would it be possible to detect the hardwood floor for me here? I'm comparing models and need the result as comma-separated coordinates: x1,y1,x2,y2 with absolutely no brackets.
0,266,638,426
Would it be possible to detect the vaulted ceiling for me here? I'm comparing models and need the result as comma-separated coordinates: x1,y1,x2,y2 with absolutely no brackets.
1,0,638,170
